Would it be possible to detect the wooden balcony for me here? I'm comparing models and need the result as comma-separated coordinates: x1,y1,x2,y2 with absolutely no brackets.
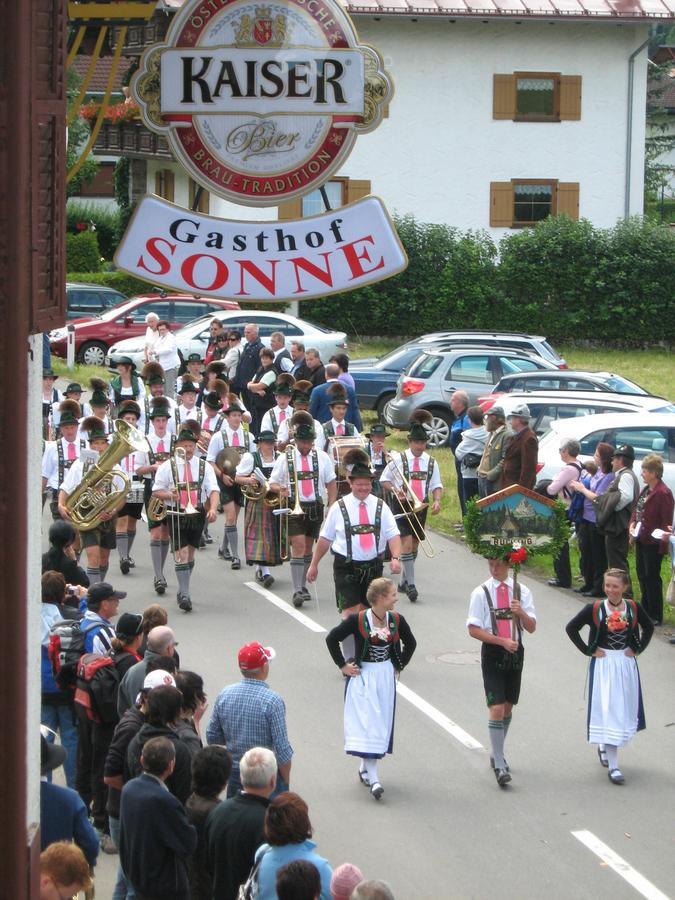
93,118,172,160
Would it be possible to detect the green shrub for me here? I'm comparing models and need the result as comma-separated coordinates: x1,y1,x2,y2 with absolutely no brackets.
67,201,121,260
66,231,101,273
66,270,154,297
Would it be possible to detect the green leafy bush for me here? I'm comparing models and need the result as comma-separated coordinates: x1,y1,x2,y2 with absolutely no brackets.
66,232,101,273
66,270,153,297
66,202,121,260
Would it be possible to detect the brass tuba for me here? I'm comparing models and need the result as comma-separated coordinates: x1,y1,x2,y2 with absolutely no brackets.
242,466,281,508
66,420,149,531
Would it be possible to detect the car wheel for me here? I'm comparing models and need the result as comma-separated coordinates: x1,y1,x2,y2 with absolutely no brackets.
375,393,395,420
79,341,107,367
425,411,452,447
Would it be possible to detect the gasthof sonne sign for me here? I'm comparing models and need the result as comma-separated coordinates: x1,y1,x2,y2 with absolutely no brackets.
133,0,394,206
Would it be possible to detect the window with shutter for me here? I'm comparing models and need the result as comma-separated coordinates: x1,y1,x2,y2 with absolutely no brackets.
279,178,370,221
490,182,513,227
494,72,581,122
493,75,516,119
556,182,580,219
559,76,582,120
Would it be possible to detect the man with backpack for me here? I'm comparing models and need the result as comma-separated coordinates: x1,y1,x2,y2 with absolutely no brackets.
545,439,584,590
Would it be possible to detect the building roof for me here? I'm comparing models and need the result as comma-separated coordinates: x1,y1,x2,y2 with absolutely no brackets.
72,55,133,95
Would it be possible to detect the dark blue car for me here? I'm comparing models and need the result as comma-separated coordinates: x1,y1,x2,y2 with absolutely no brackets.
350,345,426,417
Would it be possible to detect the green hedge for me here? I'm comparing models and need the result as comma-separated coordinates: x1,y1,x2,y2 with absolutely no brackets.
300,215,675,346
66,231,101,273
67,271,154,298
66,202,120,260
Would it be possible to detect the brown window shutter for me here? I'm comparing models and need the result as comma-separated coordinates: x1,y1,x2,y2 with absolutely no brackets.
493,75,516,120
559,76,582,121
165,171,175,203
277,198,303,220
154,170,162,196
199,188,209,214
556,182,580,219
345,179,371,205
490,182,513,227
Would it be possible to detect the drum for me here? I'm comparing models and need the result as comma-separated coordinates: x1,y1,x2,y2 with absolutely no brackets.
327,436,367,478
126,484,145,505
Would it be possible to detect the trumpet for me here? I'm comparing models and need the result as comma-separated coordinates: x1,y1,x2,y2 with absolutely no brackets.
386,450,436,559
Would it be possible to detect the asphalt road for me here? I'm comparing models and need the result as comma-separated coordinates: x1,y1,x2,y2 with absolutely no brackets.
51,514,675,900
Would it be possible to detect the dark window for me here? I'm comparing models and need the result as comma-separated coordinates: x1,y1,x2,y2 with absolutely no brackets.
172,301,210,322
513,182,555,225
445,355,492,384
67,290,104,314
498,356,543,376
409,354,443,379
302,181,344,216
101,291,127,310
516,75,557,119
611,427,668,459
579,430,610,456
119,301,172,323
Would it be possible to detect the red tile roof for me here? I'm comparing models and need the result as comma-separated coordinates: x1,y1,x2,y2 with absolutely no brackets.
345,0,675,18
72,55,133,95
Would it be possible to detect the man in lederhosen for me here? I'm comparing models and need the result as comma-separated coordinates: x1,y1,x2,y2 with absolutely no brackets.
307,449,401,631
42,369,61,441
42,400,82,520
276,381,321,451
380,410,443,603
174,378,202,430
78,379,114,447
207,397,256,569
114,401,150,575
269,411,337,608
139,362,177,434
260,374,295,443
144,399,176,595
364,423,391,499
320,383,361,450
152,423,219,612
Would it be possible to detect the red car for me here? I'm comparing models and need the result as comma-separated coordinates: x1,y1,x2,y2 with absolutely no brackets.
49,293,240,366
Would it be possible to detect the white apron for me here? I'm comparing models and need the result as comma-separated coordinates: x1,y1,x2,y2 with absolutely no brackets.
587,648,644,747
344,660,395,757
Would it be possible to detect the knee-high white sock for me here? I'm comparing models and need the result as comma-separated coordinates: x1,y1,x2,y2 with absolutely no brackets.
100,563,109,581
86,567,101,584
290,558,304,591
150,540,164,578
160,539,170,567
605,744,619,771
226,525,239,559
116,533,129,560
488,719,506,769
401,553,415,585
363,758,379,784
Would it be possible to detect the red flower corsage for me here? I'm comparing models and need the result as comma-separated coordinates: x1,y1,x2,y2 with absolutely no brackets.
508,546,528,565
606,610,628,632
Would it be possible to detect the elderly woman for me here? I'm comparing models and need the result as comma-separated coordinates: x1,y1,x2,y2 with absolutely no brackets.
253,792,333,900
143,312,160,363
566,568,654,785
153,321,181,398
570,442,615,597
629,454,674,625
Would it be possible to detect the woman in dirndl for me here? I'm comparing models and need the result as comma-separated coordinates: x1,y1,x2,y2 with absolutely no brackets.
566,567,654,785
325,577,416,802
235,429,282,587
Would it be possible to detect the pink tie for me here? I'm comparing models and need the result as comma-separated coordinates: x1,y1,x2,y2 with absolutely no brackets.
300,453,313,498
157,440,165,454
412,456,424,501
279,410,286,424
496,582,511,639
359,501,374,551
67,441,76,461
232,431,240,447
204,417,212,432
179,459,197,509
336,423,345,436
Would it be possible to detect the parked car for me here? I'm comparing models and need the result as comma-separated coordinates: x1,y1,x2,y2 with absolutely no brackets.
107,310,348,369
536,412,675,494
350,343,430,417
485,369,651,400
406,331,568,369
385,348,557,446
49,294,241,366
66,281,129,319
487,391,675,437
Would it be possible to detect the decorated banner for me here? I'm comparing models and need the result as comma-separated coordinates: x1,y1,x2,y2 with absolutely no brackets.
133,0,393,206
114,194,407,301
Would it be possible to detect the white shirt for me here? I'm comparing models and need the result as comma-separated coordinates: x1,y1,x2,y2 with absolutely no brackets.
269,447,336,502
261,405,294,436
466,576,536,632
152,455,218,504
224,345,242,381
42,437,81,489
145,432,173,468
380,449,443,494
153,331,180,371
236,450,277,478
144,326,159,359
207,425,256,462
320,492,399,560
120,448,150,482
322,418,360,452
138,396,178,435
276,416,323,450
616,469,637,511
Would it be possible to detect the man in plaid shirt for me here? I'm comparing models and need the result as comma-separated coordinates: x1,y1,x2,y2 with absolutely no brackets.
206,641,293,797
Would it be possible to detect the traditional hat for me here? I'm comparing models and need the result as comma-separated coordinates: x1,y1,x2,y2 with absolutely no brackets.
43,369,56,379
177,379,200,395
187,353,203,364
365,422,390,438
81,415,108,443
344,448,375,479
202,391,222,411
290,409,315,440
224,392,244,415
327,383,349,407
58,399,81,425
408,409,432,441
142,361,165,385
115,356,135,368
177,418,200,442
273,372,295,396
257,429,276,443
64,382,83,395
148,396,171,419
118,400,141,420
89,377,110,408
613,444,635,463
292,379,313,404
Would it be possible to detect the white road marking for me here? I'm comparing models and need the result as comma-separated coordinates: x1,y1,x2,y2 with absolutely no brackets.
246,582,484,751
571,830,671,900
245,582,327,633
396,683,484,750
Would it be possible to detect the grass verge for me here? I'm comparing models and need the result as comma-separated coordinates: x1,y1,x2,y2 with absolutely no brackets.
52,358,109,384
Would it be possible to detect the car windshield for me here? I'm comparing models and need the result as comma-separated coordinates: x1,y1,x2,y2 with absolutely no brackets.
297,317,332,334
602,375,647,395
100,298,140,320
374,347,423,371
408,353,442,378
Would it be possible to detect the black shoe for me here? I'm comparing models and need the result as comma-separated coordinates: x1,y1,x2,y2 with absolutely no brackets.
154,577,167,595
177,593,192,612
407,584,418,602
581,590,596,597
300,586,311,601
263,574,275,588
398,581,408,594
490,756,509,773
608,768,625,785
494,767,512,787
231,557,241,570
120,558,131,575
370,782,384,800
292,591,305,608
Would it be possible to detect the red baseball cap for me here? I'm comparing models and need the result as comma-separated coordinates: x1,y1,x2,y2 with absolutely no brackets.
238,641,276,671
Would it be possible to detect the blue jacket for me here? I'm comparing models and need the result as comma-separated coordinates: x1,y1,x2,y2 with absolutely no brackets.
255,839,332,900
41,781,99,866
81,610,115,654
309,381,363,429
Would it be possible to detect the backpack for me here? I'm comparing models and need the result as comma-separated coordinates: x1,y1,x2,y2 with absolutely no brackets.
74,652,120,724
47,618,97,690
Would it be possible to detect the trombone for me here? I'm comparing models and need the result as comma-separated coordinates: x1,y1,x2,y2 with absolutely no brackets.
274,456,304,561
385,450,436,559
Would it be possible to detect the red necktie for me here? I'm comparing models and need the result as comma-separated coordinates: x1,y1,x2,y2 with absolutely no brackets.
204,417,213,432
300,453,312,498
179,459,197,508
359,501,374,552
496,582,511,639
412,456,424,501
67,441,76,461
157,440,165,454
232,431,240,447
279,410,286,424
336,423,345,436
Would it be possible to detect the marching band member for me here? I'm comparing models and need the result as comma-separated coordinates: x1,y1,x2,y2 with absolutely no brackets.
235,429,281,588
321,384,360,450
269,411,337,608
52,382,83,436
176,352,204,397
260,374,294,442
365,423,390,499
42,400,82,520
114,401,150,576
143,403,176,595
151,423,219,612
380,410,443,603
207,398,256,569
109,357,142,414
307,449,401,627
42,369,61,441
58,417,125,585
173,379,202,431
198,388,227,450
78,379,114,446
276,381,321,451
139,362,177,434
145,397,175,438
199,361,228,406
